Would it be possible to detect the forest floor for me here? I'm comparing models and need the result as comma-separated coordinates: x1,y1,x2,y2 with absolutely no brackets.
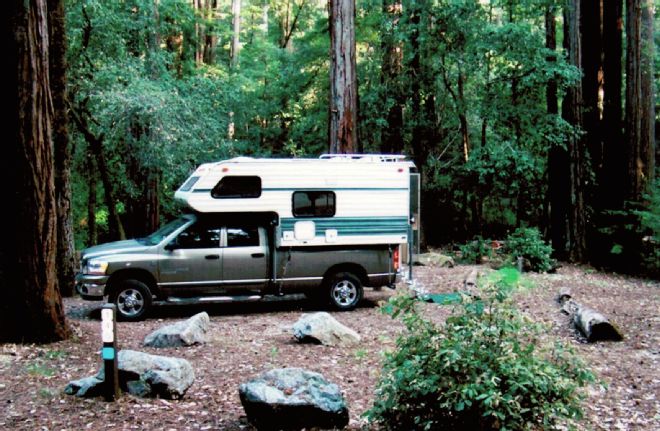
0,262,658,430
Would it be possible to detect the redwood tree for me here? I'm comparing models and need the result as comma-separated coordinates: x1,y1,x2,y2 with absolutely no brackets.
2,0,69,342
49,0,76,297
562,0,589,262
624,0,655,203
328,0,358,153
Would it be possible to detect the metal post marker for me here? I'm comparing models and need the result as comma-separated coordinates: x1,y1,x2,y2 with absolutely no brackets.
101,304,120,401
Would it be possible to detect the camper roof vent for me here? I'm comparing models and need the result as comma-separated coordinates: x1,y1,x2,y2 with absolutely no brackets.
319,154,407,163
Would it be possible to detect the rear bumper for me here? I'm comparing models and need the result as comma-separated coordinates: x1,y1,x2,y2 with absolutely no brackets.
367,272,399,288
75,273,108,300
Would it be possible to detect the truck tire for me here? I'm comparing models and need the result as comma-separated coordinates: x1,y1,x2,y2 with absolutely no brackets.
110,279,152,321
326,272,363,311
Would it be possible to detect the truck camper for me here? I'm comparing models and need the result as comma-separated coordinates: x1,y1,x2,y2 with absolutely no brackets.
76,154,420,320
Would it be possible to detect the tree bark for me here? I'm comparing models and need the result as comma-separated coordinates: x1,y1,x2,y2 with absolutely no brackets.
546,5,569,259
563,0,588,262
1,0,69,342
231,0,241,68
48,0,76,297
580,0,602,177
87,156,98,246
328,0,358,153
624,0,655,202
380,0,403,154
601,0,624,208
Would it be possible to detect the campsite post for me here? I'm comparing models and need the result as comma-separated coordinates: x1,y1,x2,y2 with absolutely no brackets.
101,304,120,401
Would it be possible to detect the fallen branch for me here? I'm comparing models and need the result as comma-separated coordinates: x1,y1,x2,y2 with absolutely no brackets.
556,289,623,342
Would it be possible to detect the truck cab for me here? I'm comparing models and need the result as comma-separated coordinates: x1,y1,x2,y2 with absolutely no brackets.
76,213,401,320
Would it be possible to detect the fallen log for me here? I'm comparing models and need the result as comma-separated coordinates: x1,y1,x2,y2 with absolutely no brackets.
556,289,624,342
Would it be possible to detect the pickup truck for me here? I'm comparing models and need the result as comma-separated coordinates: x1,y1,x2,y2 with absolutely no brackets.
76,213,401,320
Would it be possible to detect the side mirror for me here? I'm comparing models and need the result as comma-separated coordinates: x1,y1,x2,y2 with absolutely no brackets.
164,242,178,251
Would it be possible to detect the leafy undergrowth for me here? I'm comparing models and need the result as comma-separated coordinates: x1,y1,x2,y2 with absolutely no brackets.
0,264,658,430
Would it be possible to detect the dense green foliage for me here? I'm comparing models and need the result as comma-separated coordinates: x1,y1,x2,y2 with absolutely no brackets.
368,269,596,430
504,227,555,272
64,0,657,276
459,236,493,264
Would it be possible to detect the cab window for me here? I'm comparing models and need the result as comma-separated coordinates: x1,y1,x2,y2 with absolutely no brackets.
174,222,222,248
226,226,260,247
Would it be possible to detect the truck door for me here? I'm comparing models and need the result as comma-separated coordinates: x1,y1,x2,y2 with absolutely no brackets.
158,219,224,296
221,225,268,293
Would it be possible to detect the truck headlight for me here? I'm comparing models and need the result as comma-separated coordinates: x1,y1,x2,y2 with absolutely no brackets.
86,259,109,275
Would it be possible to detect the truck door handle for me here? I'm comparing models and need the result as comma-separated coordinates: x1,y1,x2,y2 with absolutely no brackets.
251,253,265,258
205,254,220,260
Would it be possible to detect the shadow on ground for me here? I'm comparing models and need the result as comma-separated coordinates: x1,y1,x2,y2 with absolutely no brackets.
67,293,384,322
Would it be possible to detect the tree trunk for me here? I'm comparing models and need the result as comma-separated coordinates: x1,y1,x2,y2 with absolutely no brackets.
563,0,588,262
328,0,358,153
624,0,655,202
546,5,569,258
87,157,98,246
380,0,403,154
601,0,624,208
69,105,126,240
194,0,204,65
231,0,241,68
48,0,76,297
639,0,655,192
203,0,218,65
580,0,602,177
2,0,69,342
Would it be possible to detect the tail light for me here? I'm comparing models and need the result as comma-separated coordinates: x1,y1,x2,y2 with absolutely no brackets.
393,246,400,271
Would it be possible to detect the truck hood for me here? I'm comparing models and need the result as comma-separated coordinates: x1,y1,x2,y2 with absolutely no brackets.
82,239,150,260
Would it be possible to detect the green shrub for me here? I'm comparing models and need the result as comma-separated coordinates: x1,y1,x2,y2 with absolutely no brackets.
504,227,554,272
459,236,493,264
368,269,595,430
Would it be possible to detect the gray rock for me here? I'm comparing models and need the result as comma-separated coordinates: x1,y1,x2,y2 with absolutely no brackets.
415,252,455,268
65,349,194,399
292,312,360,347
63,376,104,397
239,368,349,430
143,312,210,348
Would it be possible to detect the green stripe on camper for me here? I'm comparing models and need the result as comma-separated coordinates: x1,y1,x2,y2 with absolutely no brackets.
280,217,409,236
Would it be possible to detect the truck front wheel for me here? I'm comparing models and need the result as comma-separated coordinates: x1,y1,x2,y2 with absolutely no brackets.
109,279,152,321
326,272,363,311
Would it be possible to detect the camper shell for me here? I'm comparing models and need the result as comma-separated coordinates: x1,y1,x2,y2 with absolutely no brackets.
174,154,417,248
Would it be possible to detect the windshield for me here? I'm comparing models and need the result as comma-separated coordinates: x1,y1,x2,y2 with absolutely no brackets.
140,216,191,246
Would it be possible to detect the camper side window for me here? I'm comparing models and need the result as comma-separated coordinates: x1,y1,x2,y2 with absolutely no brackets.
292,191,335,217
211,176,262,199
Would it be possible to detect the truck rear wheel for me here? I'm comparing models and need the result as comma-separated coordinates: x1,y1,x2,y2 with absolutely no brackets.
326,272,363,311
110,279,152,321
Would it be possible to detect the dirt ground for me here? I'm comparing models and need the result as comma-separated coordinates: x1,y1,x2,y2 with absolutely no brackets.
0,263,658,430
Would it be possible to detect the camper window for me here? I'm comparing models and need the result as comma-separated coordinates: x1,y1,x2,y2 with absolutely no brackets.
211,176,262,199
292,191,336,217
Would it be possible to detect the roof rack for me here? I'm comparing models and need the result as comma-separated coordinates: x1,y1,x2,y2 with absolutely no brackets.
319,154,408,163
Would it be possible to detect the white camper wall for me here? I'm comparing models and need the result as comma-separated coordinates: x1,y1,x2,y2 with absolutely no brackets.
174,157,413,246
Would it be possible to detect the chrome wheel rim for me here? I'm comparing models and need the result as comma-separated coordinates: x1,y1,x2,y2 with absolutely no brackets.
117,288,144,317
331,280,357,307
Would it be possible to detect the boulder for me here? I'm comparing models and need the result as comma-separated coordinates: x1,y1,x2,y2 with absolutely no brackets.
292,312,360,347
143,312,209,348
63,376,104,397
239,368,349,430
65,349,194,399
414,252,455,268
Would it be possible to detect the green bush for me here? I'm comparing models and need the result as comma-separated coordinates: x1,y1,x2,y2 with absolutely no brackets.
504,227,554,272
459,236,493,264
368,269,595,430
